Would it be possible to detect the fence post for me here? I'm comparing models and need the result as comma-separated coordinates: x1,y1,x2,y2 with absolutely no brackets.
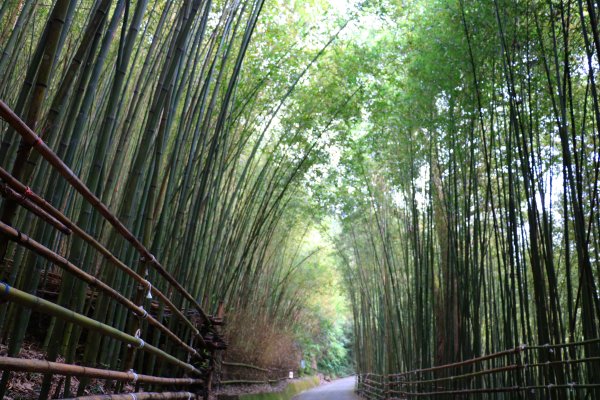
383,374,388,400
204,301,225,400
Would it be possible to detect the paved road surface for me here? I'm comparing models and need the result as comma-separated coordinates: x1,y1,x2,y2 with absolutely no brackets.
293,376,360,400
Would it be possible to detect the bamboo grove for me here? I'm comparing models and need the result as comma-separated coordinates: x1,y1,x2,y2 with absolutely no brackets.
0,0,358,397
2,0,600,398
307,0,600,397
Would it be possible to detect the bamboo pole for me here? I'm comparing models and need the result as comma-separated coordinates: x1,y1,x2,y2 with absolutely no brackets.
0,282,200,375
221,361,270,372
0,356,202,386
0,165,72,231
0,183,71,234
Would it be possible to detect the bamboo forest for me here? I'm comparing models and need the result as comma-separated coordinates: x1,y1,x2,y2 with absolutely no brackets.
0,0,599,399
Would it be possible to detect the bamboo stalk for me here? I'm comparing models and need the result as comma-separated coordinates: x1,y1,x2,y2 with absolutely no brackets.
0,356,202,385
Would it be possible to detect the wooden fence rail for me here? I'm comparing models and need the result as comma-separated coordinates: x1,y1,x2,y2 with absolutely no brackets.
219,361,292,386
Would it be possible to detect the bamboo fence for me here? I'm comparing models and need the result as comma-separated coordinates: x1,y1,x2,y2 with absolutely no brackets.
357,339,600,399
0,101,223,398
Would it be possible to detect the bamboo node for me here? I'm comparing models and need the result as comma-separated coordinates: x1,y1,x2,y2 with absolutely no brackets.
20,186,33,200
0,282,9,304
142,254,157,265
145,280,153,299
543,343,554,353
519,344,527,351
16,229,23,242
134,329,145,348
137,306,148,319
129,369,139,383
1,281,10,296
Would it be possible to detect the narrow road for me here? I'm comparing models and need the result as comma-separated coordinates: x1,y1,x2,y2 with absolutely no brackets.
293,376,360,400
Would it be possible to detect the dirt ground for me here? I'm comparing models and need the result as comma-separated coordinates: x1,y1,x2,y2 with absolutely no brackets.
1,342,134,399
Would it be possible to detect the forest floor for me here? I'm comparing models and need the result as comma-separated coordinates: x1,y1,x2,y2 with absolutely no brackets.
1,340,316,399
2,337,337,400
1,341,138,399
211,380,288,399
